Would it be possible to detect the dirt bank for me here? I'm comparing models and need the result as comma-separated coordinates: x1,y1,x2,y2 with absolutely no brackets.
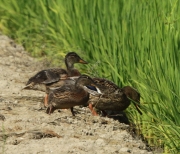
0,35,156,154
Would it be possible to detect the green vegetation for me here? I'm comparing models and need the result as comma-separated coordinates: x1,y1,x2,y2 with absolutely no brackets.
0,0,180,153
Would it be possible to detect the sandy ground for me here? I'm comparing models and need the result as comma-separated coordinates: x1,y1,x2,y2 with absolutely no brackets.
0,35,157,154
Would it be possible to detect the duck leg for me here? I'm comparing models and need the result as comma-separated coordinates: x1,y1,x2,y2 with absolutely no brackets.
46,105,53,115
88,103,98,116
70,107,75,116
44,94,48,107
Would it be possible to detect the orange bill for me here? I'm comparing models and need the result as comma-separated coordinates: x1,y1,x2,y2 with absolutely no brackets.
79,59,88,64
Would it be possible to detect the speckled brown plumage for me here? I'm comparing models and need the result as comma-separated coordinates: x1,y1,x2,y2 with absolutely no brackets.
88,78,142,115
46,75,97,116
24,52,87,90
23,52,88,106
93,77,119,94
26,68,68,87
90,89,130,111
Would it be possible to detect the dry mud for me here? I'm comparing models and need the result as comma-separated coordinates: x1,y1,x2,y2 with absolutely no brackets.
0,35,157,154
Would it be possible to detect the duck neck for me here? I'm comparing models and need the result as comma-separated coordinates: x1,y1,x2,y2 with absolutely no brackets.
75,82,84,89
65,59,74,72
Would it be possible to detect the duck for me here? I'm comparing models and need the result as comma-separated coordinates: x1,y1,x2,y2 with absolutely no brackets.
87,77,142,116
46,75,98,116
23,52,88,106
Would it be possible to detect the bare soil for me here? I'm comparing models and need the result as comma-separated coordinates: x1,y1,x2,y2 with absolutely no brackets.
0,35,156,154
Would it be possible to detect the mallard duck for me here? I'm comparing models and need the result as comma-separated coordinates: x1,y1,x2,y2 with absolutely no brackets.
23,52,88,106
46,75,98,116
87,77,142,115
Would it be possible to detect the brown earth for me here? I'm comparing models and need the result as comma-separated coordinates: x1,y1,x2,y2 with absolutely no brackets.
0,35,158,154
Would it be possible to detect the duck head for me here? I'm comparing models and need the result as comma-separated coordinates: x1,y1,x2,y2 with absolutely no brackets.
65,52,88,69
75,75,96,87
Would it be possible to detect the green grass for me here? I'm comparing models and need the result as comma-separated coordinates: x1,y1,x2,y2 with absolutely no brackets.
0,0,180,153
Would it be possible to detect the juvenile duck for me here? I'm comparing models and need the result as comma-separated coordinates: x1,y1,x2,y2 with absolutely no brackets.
88,78,142,115
46,75,98,116
23,52,88,106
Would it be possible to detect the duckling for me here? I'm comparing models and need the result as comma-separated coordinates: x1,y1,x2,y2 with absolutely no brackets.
88,78,142,115
23,52,88,106
46,75,98,116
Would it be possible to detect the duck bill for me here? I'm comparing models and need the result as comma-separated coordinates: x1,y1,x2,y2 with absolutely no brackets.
79,58,88,64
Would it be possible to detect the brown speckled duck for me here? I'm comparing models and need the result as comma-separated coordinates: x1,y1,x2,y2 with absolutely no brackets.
87,77,142,116
23,52,88,106
46,75,97,116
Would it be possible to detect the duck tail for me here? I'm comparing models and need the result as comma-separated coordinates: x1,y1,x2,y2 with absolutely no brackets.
21,84,33,90
46,105,54,115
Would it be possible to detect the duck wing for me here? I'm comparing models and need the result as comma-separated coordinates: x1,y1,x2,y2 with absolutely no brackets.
26,68,67,85
93,77,119,94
